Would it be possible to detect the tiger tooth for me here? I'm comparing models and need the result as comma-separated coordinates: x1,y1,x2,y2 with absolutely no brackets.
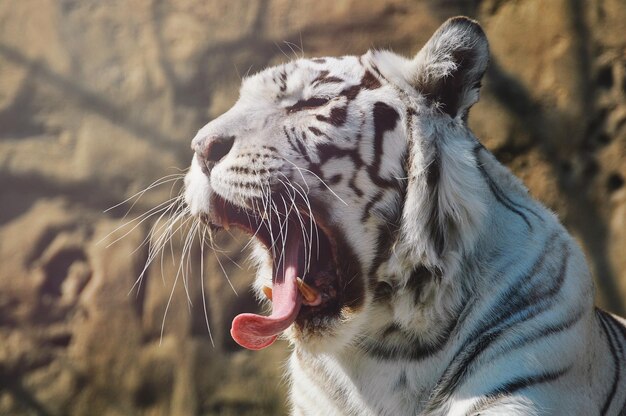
222,215,231,231
297,277,322,306
262,285,273,301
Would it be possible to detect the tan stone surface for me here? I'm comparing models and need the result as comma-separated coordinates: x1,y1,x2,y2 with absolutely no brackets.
0,1,624,414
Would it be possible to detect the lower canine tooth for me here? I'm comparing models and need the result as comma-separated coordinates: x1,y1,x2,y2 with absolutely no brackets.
296,277,322,306
262,285,273,301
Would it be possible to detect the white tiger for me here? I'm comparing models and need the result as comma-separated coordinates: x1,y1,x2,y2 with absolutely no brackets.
183,16,626,416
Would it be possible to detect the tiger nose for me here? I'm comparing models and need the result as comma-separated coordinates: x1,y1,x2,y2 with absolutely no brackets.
193,135,236,165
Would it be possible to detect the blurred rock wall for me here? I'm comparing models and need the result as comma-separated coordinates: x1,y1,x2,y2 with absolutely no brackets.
0,0,624,415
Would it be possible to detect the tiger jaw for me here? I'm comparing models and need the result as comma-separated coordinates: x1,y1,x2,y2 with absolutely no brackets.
197,192,363,349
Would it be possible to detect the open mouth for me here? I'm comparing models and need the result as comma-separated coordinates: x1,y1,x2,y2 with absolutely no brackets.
203,195,341,350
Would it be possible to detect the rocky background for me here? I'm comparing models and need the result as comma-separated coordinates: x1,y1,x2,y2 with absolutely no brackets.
0,0,624,415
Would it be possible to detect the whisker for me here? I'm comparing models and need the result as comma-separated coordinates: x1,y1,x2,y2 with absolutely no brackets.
240,198,268,252
282,157,348,206
290,180,320,264
215,247,239,296
104,173,185,214
274,41,292,62
200,229,216,347
262,185,279,262
129,211,190,296
283,40,303,60
276,177,313,277
278,196,290,279
99,195,182,247
179,219,199,308
129,194,186,255
159,217,193,345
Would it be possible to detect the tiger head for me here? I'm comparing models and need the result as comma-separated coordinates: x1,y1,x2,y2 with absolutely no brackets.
184,17,490,352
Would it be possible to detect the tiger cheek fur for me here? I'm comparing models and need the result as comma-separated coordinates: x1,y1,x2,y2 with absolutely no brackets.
183,16,626,416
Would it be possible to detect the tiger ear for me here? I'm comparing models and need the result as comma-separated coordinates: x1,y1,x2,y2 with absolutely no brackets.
412,17,489,119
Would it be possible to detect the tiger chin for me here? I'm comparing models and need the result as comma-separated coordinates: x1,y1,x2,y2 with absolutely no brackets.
183,16,626,416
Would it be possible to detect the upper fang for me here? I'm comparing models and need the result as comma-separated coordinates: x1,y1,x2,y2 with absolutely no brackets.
297,277,322,306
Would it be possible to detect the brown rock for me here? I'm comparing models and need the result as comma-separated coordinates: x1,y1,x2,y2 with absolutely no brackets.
0,1,624,415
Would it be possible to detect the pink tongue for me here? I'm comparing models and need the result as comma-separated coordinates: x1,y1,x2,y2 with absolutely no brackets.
230,232,302,350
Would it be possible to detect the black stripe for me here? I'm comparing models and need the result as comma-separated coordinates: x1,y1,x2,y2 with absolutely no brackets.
316,143,362,166
361,316,457,361
425,142,446,256
283,127,311,163
286,96,330,113
605,312,626,340
296,130,310,158
361,70,382,90
312,70,344,86
308,126,324,136
487,367,570,401
598,310,622,416
467,367,570,415
278,69,288,92
328,174,342,185
473,145,544,228
368,101,400,188
394,370,408,391
348,171,364,197
475,145,544,222
477,162,531,228
406,265,436,304
369,62,386,81
315,106,347,126
317,76,344,84
339,85,361,101
487,307,584,363
604,312,626,416
361,191,384,222
366,189,403,288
